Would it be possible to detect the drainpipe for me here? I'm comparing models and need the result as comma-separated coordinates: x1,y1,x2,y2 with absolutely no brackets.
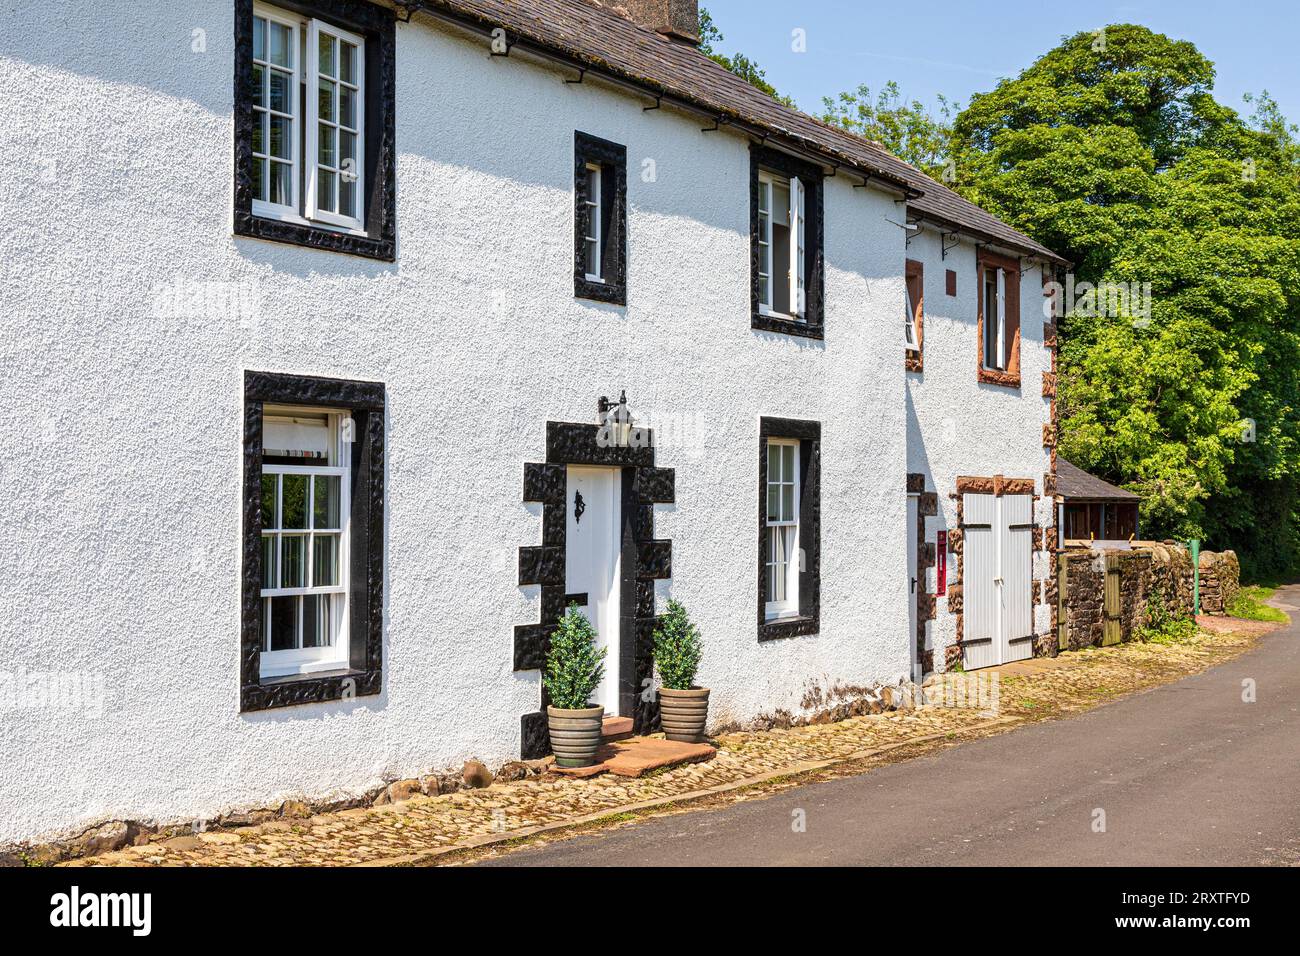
1189,538,1200,615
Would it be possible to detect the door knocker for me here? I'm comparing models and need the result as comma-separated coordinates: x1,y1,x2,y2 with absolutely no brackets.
574,490,585,525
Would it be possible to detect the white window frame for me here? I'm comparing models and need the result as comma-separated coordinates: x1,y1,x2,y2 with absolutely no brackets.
251,3,367,236
305,17,366,231
905,275,920,352
757,175,773,312
765,438,801,621
983,265,1006,370
260,408,352,679
791,175,805,320
251,3,302,222
757,170,805,321
583,162,603,282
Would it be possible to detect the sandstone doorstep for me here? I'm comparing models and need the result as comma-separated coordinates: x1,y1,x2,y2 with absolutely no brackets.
601,716,635,741
551,736,715,779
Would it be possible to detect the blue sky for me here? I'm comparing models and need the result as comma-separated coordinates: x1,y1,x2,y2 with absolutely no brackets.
703,0,1299,127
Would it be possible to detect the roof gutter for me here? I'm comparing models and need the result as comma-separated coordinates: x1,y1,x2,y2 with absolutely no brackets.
395,0,922,200
909,211,1071,267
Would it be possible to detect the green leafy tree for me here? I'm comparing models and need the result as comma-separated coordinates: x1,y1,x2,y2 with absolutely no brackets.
698,7,795,107
944,24,1300,578
543,605,606,710
651,599,703,690
820,81,956,177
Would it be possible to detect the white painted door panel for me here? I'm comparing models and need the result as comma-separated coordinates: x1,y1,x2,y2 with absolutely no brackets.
963,491,1034,669
1000,493,1034,663
907,494,919,680
565,466,621,714
962,493,998,670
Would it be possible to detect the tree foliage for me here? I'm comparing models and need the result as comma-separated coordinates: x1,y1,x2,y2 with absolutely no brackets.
820,81,956,177
946,24,1300,578
698,7,795,107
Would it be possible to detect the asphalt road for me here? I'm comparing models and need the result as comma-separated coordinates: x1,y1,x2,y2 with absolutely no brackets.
482,588,1300,866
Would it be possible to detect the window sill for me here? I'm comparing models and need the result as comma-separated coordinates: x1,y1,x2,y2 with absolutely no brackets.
758,614,819,642
575,275,625,306
240,666,381,712
751,312,823,340
234,209,395,262
977,367,1021,389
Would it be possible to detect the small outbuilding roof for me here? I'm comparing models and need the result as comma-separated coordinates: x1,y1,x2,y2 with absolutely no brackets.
1056,459,1141,502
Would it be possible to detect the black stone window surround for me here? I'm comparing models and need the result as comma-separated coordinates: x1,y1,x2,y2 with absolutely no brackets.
749,144,826,340
241,370,385,712
573,131,628,305
233,0,397,261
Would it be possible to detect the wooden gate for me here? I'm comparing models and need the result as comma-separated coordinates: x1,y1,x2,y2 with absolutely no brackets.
1102,553,1123,645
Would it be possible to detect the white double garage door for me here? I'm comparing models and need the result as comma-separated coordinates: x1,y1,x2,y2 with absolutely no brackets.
963,492,1034,669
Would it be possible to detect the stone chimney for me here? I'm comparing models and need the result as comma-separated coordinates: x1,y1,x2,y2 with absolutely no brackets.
611,0,699,45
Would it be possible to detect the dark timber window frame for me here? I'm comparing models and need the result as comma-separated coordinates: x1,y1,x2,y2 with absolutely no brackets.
241,370,385,712
757,417,821,641
573,131,628,305
233,0,397,261
749,145,825,339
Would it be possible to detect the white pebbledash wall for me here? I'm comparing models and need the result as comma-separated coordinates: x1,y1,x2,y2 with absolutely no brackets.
904,228,1056,672
0,2,914,844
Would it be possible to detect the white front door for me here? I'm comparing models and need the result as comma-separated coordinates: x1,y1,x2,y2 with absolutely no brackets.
906,493,920,681
962,491,1034,668
565,466,622,714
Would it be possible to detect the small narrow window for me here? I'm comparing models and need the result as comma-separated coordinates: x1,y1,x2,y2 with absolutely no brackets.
976,252,1022,387
583,163,602,281
574,131,627,304
757,170,804,320
306,19,365,231
251,6,301,217
765,439,800,620
751,147,823,338
758,417,821,641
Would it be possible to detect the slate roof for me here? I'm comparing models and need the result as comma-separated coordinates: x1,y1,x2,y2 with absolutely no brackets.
403,0,1067,263
1057,459,1141,502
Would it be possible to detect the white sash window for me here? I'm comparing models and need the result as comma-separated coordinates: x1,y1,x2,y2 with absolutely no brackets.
757,170,807,321
260,407,352,678
765,439,801,620
252,3,365,233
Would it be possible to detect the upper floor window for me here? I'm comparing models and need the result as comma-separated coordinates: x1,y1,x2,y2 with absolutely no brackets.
574,131,627,304
235,0,395,261
750,146,824,339
905,258,923,372
976,250,1022,387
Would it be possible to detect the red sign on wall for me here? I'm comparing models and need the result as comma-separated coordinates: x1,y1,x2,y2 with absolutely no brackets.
936,530,948,594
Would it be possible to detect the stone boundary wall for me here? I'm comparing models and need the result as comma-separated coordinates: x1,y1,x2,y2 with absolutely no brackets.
1060,543,1238,651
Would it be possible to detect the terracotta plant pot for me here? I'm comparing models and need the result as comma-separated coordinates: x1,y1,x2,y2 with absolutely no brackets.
658,687,710,742
547,705,604,767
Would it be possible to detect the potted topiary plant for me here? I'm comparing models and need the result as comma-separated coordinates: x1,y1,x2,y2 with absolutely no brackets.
652,598,709,743
543,605,607,767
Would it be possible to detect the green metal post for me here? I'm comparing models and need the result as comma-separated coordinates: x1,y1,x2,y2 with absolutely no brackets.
1189,538,1200,615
